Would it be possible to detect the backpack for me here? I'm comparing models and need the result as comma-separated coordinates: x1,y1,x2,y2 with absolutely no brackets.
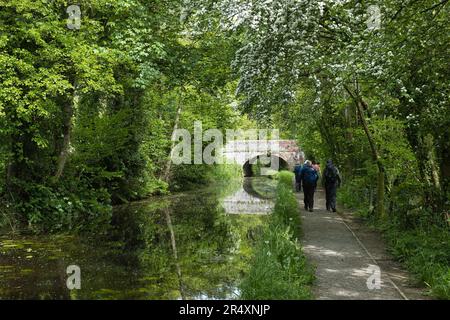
325,165,338,183
304,167,318,185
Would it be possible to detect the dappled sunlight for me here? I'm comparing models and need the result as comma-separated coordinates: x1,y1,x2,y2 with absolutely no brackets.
301,191,409,299
1,0,445,302
303,245,345,258
323,268,340,274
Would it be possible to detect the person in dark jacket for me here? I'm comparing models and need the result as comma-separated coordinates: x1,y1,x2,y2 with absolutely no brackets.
293,162,302,192
323,159,342,212
299,160,319,212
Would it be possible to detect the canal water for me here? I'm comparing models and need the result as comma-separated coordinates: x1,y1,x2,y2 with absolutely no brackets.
0,177,278,299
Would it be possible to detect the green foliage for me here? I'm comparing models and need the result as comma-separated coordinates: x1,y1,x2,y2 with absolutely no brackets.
0,189,265,299
240,171,314,299
169,86,243,191
0,0,243,232
381,222,450,300
239,224,314,300
12,180,112,234
277,171,294,187
0,0,447,301
0,0,173,231
215,0,449,220
273,172,301,238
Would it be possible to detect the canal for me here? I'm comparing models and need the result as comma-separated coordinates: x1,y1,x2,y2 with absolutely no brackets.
0,177,278,299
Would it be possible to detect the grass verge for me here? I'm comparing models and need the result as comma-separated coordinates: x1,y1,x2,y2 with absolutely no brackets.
239,171,315,299
380,222,450,299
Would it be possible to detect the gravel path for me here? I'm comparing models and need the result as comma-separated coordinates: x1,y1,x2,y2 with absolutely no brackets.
297,188,430,300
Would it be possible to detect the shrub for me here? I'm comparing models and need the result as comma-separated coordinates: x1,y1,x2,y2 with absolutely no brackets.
340,172,450,299
10,179,112,234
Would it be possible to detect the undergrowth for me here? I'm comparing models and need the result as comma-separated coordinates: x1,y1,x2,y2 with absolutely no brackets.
239,171,315,299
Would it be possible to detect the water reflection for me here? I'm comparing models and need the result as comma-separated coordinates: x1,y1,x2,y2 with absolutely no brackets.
0,178,276,299
223,178,277,215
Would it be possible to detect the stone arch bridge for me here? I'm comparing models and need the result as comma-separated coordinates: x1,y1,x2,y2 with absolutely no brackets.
223,140,304,176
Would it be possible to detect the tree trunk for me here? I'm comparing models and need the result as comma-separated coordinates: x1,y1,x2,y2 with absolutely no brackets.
54,86,78,180
161,104,183,183
413,133,444,214
163,207,185,299
344,85,386,218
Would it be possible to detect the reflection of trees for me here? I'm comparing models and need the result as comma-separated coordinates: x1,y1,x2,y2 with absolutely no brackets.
243,177,278,199
166,195,239,299
107,200,179,299
0,190,264,300
101,185,274,300
163,206,185,300
107,192,243,299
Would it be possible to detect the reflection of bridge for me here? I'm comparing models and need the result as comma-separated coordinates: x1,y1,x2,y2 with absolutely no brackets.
222,190,273,215
223,140,304,176
222,178,275,215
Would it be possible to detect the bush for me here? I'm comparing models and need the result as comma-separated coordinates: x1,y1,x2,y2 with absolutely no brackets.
9,179,112,234
274,172,301,238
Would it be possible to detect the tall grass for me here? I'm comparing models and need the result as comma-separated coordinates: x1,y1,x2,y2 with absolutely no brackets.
273,172,302,239
239,171,315,299
381,222,450,299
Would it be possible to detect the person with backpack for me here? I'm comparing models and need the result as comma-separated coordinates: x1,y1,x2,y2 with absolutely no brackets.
299,160,319,212
323,159,342,212
293,162,302,192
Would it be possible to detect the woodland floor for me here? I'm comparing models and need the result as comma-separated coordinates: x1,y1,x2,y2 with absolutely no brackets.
297,189,431,300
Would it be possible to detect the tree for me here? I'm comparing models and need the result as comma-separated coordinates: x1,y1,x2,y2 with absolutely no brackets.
198,0,449,220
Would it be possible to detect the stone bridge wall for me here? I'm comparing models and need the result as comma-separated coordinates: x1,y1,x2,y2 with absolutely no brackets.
223,140,304,170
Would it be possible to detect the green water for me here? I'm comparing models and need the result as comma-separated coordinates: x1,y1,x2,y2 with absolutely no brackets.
0,178,276,299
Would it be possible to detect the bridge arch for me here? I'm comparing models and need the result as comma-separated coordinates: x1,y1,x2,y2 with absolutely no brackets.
223,140,304,175
242,154,290,177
